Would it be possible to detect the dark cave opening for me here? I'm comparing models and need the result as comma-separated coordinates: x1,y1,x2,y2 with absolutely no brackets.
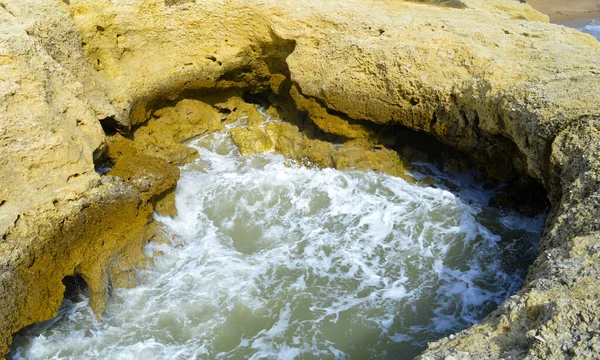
61,274,89,304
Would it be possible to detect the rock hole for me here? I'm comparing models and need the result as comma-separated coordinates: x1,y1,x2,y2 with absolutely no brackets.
430,111,438,127
459,109,468,126
62,0,70,5
99,116,124,135
242,90,271,108
378,28,385,35
496,113,506,131
409,97,420,106
62,274,89,304
95,159,114,175
206,55,217,62
66,173,81,183
219,65,252,81
96,25,105,32
0,199,5,207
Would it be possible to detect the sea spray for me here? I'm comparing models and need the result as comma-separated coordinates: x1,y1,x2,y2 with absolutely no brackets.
11,133,545,360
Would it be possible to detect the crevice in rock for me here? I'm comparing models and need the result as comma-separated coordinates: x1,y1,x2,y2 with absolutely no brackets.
8,275,90,357
99,116,125,135
62,274,89,303
123,83,549,217
242,90,271,108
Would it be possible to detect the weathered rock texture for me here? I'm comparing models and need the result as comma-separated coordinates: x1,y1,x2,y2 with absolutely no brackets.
0,0,178,355
1,0,599,358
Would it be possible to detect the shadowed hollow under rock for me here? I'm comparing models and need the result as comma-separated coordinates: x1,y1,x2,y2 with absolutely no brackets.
1,0,600,358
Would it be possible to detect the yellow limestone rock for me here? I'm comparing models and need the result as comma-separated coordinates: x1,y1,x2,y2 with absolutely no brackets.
230,127,276,155
229,116,413,180
105,98,225,168
2,0,600,358
107,153,180,216
290,85,374,139
214,97,270,128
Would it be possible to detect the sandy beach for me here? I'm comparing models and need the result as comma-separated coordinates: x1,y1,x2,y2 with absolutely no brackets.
527,0,600,23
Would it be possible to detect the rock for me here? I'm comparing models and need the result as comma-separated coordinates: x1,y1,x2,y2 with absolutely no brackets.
228,112,413,179
106,99,225,166
0,0,176,355
1,0,600,358
290,85,374,139
0,177,154,356
230,127,276,155
107,153,180,216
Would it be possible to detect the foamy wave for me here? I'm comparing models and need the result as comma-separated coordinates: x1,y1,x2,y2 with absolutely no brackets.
11,133,543,359
579,23,600,41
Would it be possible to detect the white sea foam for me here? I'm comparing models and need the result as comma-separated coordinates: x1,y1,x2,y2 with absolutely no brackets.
579,23,600,41
10,132,544,359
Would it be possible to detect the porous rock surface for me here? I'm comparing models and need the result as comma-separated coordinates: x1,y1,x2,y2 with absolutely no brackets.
1,0,599,358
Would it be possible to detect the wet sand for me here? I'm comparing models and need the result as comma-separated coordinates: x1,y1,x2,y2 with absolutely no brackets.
527,0,600,23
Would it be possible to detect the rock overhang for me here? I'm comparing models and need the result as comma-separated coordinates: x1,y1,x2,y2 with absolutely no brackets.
1,0,600,358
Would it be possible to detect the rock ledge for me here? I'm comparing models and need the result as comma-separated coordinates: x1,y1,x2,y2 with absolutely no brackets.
1,0,600,358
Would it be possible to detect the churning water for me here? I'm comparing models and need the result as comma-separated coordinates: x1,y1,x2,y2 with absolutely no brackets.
579,23,600,41
10,132,545,359
562,18,600,41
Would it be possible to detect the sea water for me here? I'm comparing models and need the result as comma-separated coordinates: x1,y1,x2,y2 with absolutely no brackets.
579,22,600,40
10,132,545,359
562,18,600,41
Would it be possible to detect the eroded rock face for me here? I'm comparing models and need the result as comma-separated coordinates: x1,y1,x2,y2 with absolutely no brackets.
1,0,600,358
0,0,177,355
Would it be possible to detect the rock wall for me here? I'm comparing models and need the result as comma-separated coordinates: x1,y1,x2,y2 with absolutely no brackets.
1,0,599,358
0,0,178,355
